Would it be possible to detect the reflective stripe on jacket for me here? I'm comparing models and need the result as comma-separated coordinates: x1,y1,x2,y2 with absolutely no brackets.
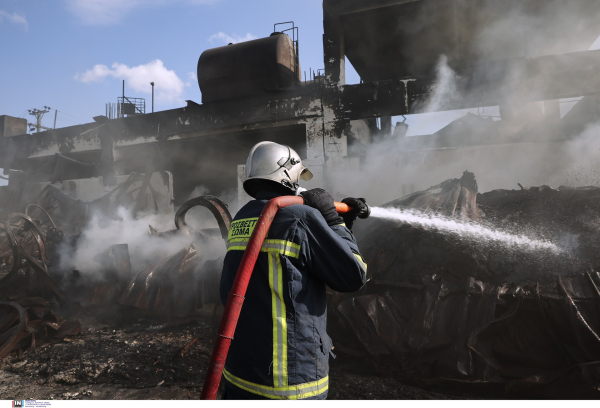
219,193,367,400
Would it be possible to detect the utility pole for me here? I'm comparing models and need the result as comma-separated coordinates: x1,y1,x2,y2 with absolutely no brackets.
27,106,53,133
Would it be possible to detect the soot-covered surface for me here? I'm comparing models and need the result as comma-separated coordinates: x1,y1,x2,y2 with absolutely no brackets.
0,312,465,400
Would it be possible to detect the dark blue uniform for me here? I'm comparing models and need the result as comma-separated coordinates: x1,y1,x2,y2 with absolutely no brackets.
219,192,367,400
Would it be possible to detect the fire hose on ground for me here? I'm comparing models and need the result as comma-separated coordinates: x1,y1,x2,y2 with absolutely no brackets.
200,196,370,400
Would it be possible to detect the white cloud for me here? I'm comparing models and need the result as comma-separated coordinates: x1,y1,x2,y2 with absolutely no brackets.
0,10,28,29
75,60,185,105
185,72,197,87
64,0,141,25
64,0,220,26
208,32,257,45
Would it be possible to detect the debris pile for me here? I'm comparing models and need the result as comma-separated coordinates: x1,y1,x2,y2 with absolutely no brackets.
331,172,600,398
0,207,81,361
0,191,231,367
1,170,599,399
0,299,81,361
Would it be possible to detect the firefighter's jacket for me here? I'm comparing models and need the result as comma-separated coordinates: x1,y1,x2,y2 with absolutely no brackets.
219,192,367,400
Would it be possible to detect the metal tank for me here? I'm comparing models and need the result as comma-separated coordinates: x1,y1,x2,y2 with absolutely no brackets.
197,33,300,103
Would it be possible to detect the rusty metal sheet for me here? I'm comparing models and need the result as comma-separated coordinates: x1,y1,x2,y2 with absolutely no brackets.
119,245,222,317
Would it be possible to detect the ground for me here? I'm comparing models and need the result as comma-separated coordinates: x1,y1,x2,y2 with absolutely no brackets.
0,314,475,400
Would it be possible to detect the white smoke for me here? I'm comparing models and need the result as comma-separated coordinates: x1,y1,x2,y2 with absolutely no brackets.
63,207,192,278
330,47,600,204
327,0,600,203
422,55,460,113
62,205,226,282
331,119,600,206
558,122,600,186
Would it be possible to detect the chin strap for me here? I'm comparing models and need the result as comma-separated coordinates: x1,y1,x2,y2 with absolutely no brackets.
281,179,302,193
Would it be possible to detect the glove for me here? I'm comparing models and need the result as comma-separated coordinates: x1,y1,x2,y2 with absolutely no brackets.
340,197,368,230
300,188,344,227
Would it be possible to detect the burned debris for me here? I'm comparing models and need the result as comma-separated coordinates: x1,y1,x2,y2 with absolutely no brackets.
0,189,231,367
0,209,80,362
0,186,236,400
119,244,222,317
331,173,600,398
1,167,599,399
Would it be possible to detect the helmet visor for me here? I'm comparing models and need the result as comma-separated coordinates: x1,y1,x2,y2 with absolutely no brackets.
300,167,313,181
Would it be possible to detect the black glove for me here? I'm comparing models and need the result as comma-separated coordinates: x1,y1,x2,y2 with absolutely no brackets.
340,197,368,230
300,188,344,227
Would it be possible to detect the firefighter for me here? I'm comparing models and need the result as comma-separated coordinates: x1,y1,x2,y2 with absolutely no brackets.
220,141,368,400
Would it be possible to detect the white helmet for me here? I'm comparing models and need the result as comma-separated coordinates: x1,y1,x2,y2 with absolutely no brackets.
243,141,313,197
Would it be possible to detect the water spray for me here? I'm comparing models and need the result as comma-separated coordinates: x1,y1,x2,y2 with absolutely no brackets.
369,206,561,253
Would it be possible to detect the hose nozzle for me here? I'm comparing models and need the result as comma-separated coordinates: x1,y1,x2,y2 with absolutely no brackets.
358,200,371,219
334,199,371,219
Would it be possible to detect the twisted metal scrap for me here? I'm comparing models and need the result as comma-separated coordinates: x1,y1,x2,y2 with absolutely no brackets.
0,213,65,303
175,195,233,241
0,301,28,360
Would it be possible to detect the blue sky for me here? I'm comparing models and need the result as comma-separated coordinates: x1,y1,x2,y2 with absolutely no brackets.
1,0,330,128
1,1,598,135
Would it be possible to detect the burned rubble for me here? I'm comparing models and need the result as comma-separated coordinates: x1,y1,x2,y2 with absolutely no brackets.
0,185,449,400
0,187,233,396
330,172,600,398
0,169,598,399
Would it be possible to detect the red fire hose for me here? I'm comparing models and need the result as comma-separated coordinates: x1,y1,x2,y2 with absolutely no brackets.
200,196,351,399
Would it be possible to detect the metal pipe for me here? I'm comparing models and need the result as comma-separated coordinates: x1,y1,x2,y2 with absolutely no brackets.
150,82,155,113
200,196,352,400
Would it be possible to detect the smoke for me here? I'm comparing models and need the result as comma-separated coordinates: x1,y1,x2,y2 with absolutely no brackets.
61,206,225,282
332,114,600,206
187,185,210,200
558,122,600,186
325,1,600,205
418,55,460,114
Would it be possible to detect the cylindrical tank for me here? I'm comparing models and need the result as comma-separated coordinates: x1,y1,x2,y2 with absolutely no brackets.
197,33,300,103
